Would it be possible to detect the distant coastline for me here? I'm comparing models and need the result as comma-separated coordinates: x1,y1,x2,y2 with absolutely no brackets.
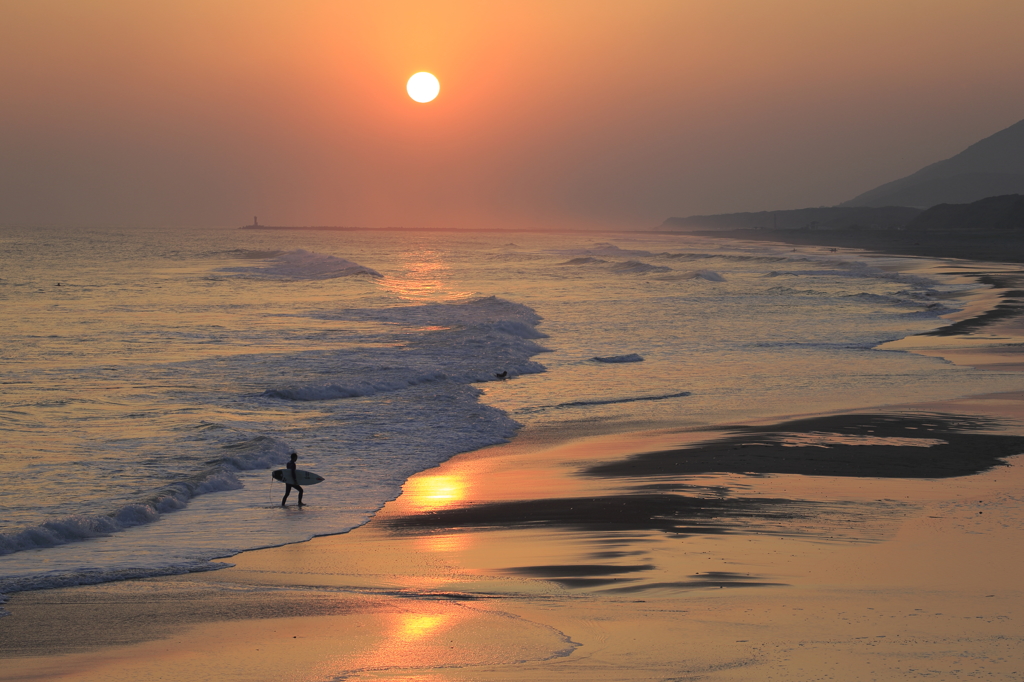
684,227,1024,264
240,222,1024,263
241,224,501,232
664,194,1024,263
239,224,662,234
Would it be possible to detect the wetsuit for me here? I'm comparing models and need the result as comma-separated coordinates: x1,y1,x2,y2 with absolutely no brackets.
281,458,304,506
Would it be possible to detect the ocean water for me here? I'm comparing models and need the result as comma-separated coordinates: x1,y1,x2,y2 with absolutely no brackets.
1,225,1021,600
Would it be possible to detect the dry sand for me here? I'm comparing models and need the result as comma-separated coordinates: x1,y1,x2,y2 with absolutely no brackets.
5,242,1024,681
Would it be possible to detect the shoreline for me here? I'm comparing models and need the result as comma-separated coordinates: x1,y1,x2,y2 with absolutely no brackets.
5,394,1024,679
5,237,1024,679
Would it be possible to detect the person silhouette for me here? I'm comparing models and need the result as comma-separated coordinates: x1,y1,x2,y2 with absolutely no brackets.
281,452,304,507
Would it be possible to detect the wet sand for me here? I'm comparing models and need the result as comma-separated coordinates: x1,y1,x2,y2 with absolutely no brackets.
5,244,1024,680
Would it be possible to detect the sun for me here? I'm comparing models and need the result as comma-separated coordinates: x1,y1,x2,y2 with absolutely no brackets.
407,72,440,103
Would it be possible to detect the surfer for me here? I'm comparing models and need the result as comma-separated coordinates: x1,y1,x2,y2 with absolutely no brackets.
281,452,304,507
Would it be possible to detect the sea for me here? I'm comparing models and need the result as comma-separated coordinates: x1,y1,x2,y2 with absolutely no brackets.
2,225,1022,604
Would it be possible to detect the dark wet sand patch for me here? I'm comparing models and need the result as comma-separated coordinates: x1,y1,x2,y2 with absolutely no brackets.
602,572,787,593
385,493,910,546
381,411,1020,582
586,413,1024,479
501,563,655,578
497,565,785,591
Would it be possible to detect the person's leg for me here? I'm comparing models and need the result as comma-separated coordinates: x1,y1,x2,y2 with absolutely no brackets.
281,484,292,506
296,484,304,506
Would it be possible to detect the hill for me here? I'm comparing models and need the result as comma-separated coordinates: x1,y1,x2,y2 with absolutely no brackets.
842,118,1024,208
905,194,1024,230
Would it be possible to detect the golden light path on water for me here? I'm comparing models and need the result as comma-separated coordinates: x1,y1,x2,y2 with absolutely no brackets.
378,247,474,302
403,474,469,513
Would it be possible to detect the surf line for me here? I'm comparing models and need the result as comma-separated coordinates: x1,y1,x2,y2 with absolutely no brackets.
552,391,692,409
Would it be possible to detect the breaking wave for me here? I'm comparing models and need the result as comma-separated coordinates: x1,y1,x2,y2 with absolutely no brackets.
218,249,382,280
658,269,726,282
266,297,549,401
608,260,672,274
0,435,291,557
592,354,645,363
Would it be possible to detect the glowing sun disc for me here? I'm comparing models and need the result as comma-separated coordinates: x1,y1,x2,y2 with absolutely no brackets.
407,72,440,103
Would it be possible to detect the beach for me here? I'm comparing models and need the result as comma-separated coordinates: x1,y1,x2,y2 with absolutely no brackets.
4,394,1024,680
3,233,1024,680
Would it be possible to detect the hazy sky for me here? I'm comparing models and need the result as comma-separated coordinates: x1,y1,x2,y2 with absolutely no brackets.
3,0,1024,230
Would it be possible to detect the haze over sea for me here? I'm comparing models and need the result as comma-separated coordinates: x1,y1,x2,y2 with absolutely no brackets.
2,225,1020,601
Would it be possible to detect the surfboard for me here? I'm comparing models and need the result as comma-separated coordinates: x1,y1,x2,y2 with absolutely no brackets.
272,469,325,486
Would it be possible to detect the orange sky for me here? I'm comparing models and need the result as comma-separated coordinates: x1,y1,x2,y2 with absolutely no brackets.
2,0,1024,229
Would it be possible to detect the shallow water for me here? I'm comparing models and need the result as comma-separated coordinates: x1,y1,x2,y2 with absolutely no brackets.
1,225,1020,596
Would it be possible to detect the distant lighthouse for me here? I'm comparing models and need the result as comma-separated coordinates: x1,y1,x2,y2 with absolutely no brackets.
253,216,259,227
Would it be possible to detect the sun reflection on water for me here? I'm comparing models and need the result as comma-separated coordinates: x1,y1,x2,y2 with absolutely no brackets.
395,613,451,643
330,606,469,676
377,249,474,302
415,533,471,554
403,474,469,513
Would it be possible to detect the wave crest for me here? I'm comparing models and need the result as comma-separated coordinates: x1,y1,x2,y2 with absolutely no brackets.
592,354,644,363
608,260,672,274
218,249,382,280
0,436,289,558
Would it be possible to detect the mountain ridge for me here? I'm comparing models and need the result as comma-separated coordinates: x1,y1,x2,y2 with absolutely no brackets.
841,118,1024,208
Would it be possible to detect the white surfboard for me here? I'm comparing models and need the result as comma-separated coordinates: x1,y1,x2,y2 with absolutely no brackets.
272,469,325,486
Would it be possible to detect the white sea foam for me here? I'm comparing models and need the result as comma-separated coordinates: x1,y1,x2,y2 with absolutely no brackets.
267,298,549,401
323,296,546,332
217,435,295,471
0,561,227,605
264,373,449,401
